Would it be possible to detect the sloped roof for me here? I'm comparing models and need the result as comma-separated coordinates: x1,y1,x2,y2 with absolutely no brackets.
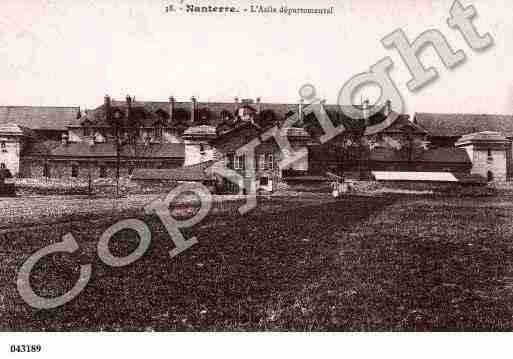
0,106,80,131
86,98,394,130
457,131,509,143
48,142,184,158
370,147,470,164
414,112,513,137
0,123,28,136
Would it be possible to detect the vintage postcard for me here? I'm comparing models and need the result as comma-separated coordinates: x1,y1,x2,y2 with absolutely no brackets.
0,0,511,356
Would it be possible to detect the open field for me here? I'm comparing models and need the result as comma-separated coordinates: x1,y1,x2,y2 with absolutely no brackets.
1,194,513,330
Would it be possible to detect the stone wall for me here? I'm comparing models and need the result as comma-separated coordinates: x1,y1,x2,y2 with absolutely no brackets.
20,157,183,179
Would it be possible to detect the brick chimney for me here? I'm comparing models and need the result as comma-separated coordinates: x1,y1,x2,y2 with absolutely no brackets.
191,96,196,124
169,96,175,122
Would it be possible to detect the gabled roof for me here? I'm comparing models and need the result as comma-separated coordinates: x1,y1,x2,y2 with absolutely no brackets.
48,142,184,158
414,112,513,137
0,106,80,131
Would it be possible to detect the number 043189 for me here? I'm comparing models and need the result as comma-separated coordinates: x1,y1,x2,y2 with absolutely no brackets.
10,344,42,353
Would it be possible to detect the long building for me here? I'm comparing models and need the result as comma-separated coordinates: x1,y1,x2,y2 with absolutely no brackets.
0,96,510,193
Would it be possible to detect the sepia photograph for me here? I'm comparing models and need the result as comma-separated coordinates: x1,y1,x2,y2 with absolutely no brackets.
1,0,513,356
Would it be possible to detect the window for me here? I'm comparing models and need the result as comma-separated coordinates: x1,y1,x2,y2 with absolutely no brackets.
0,163,5,169
226,153,235,169
199,144,206,155
99,166,107,178
259,154,266,170
154,125,163,142
487,171,494,182
260,177,269,186
258,153,274,170
487,148,493,161
83,127,90,137
71,164,79,178
1,141,6,152
235,155,245,170
128,166,135,176
43,163,51,178
267,154,274,170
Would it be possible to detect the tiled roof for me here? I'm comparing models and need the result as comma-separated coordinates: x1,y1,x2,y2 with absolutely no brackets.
86,98,393,129
48,142,184,158
0,106,80,131
414,112,513,137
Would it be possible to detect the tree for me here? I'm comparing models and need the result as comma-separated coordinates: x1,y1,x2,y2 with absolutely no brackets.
255,109,277,129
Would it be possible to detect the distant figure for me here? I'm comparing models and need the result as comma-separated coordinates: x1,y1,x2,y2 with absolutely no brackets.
0,164,12,184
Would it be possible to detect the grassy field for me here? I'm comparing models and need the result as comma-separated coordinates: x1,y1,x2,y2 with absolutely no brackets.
1,194,513,330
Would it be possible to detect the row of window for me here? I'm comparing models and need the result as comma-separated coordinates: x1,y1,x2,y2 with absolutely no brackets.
226,153,274,171
83,128,164,141
42,165,135,178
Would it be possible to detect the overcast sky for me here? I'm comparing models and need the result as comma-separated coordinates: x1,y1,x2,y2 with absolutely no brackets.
0,0,511,116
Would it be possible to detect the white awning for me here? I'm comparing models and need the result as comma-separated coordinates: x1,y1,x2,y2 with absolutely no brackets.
371,171,459,182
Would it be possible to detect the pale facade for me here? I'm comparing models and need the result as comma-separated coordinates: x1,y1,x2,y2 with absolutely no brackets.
456,131,510,181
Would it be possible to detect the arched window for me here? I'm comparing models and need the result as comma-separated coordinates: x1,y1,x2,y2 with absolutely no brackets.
487,171,494,182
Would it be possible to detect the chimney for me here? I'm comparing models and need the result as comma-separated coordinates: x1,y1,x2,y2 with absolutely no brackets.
169,96,175,122
362,99,370,126
126,95,132,125
384,99,391,117
104,94,111,122
191,96,196,124
256,97,261,114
